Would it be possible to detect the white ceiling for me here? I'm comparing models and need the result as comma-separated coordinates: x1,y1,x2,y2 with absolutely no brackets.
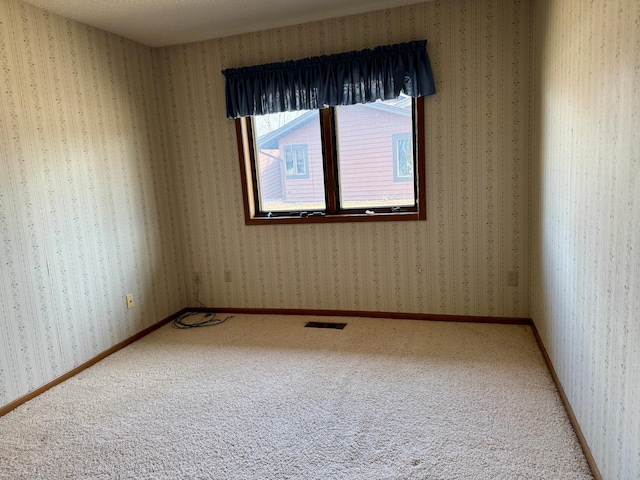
23,0,427,48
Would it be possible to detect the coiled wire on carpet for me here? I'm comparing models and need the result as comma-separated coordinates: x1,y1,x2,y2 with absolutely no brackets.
173,311,233,328
173,280,234,329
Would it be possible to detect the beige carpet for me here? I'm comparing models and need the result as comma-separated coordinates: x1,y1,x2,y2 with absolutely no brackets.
0,314,592,479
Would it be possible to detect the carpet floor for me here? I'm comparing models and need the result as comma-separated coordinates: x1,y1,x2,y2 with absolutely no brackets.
0,314,593,479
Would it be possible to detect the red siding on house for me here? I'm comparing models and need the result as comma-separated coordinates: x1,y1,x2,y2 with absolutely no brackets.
258,150,284,201
335,104,414,205
277,116,325,205
263,104,414,208
280,105,414,203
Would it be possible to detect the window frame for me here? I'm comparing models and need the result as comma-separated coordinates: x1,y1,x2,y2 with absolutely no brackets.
235,96,426,225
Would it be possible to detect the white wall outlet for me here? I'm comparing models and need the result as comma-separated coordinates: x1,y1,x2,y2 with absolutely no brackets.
507,271,519,287
125,293,134,309
224,270,232,283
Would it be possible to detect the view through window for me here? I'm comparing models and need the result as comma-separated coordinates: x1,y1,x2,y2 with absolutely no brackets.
239,94,425,223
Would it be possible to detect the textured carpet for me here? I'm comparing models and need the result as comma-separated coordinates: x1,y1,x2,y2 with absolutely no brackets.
0,314,593,479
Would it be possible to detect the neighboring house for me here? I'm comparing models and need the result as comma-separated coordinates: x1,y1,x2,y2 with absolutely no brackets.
257,99,414,208
257,149,284,201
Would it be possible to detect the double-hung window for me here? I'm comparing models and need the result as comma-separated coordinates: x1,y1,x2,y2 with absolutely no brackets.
224,41,435,224
283,144,309,178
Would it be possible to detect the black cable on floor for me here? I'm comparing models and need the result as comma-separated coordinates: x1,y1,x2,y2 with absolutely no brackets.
172,280,234,328
172,311,233,329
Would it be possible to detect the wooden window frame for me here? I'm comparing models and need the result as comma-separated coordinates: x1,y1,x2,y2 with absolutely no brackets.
235,96,426,225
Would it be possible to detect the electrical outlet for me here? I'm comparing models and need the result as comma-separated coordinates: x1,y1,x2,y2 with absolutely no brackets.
194,272,201,285
125,293,134,309
224,270,232,283
507,271,519,287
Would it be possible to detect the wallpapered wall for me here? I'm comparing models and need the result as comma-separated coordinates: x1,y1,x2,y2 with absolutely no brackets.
157,0,532,317
0,0,533,415
532,0,640,479
3,0,638,477
0,0,187,407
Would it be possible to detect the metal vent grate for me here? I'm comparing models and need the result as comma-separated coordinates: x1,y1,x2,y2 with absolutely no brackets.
304,321,347,329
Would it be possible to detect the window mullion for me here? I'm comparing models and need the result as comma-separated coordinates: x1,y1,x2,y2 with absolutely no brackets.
320,108,339,214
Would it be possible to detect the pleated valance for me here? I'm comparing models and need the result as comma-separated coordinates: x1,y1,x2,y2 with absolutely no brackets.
221,40,435,118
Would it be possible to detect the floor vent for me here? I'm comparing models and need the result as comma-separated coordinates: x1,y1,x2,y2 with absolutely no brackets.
305,321,347,329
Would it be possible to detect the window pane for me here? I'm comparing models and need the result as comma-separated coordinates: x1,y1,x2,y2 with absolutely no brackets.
335,96,415,209
396,138,413,178
285,149,294,176
296,150,306,175
254,111,325,212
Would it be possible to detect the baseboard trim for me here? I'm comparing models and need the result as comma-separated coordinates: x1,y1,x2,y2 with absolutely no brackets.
0,308,187,418
205,307,601,479
530,321,602,480
0,306,601,480
191,307,532,325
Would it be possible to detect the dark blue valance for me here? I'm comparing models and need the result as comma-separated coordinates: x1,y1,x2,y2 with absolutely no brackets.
222,40,435,118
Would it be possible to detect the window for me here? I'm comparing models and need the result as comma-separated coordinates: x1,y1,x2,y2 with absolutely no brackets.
393,133,414,182
223,40,435,224
284,145,309,178
236,95,426,224
253,110,324,212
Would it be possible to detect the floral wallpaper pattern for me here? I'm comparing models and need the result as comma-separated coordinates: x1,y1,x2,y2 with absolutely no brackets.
3,1,638,478
157,0,532,318
2,0,534,442
0,0,187,407
532,0,640,478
